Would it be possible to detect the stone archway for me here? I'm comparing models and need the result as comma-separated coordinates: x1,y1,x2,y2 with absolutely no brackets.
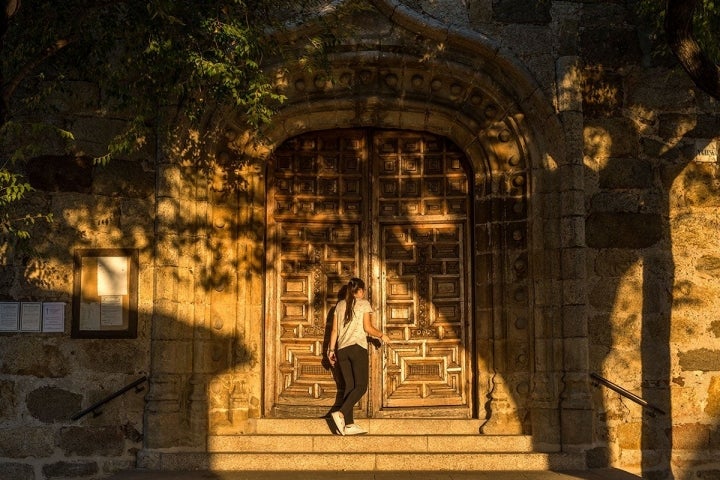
220,45,555,435
144,1,591,458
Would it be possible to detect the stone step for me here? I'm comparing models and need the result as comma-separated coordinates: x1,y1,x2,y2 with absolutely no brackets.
110,468,643,479
240,418,485,435
143,419,581,472
152,452,586,472
209,433,536,453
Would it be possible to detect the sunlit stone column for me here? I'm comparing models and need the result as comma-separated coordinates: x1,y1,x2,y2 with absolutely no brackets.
143,149,196,457
556,54,594,449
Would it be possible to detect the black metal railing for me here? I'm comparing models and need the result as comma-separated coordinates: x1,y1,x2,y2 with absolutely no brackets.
590,372,666,416
71,376,148,421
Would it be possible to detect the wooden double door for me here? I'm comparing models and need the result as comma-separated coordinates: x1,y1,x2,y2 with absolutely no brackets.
266,129,473,418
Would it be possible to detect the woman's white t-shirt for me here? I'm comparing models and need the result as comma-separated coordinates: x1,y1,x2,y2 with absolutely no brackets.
335,298,373,350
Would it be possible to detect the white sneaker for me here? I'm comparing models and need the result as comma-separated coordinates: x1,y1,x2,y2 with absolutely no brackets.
344,424,367,435
331,411,345,435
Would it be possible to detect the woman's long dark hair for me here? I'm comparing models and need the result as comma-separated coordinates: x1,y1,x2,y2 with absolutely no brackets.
343,277,365,326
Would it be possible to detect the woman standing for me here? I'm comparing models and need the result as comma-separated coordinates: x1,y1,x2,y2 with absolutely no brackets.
327,277,390,435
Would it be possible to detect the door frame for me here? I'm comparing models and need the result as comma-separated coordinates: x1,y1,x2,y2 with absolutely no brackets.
263,128,475,419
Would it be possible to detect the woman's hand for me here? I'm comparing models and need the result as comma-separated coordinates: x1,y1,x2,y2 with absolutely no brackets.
379,334,390,344
327,349,337,366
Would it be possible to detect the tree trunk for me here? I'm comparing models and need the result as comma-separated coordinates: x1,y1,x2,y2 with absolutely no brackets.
666,0,720,100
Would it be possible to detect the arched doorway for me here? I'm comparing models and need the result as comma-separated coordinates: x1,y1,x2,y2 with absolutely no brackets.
143,2,576,459
264,128,474,419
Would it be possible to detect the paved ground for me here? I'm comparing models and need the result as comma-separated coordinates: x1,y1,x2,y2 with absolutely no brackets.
108,469,642,480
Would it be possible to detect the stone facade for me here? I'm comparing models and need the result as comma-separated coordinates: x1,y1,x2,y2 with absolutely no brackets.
1,1,720,479
0,154,154,478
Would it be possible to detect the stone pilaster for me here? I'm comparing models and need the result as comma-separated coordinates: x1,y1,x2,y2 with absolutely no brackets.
236,160,265,422
556,53,594,450
145,153,197,449
478,117,533,434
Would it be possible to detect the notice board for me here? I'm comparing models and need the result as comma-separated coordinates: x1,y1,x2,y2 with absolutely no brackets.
72,248,138,338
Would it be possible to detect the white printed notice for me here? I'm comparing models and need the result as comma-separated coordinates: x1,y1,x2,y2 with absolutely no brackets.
0,302,20,331
79,302,101,331
97,257,128,296
100,295,124,326
42,302,65,333
20,302,42,331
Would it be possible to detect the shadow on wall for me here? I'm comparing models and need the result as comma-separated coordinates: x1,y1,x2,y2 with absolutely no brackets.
5,82,709,480
6,4,720,480
582,84,720,478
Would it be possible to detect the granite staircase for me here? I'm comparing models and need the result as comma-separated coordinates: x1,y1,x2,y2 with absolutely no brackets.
149,419,587,472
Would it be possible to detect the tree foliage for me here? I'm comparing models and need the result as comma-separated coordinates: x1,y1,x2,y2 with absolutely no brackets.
0,161,51,239
637,0,720,61
0,0,332,239
1,0,302,153
636,0,720,100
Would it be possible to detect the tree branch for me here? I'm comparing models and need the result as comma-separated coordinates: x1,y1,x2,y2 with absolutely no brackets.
666,0,720,99
2,0,131,111
2,37,75,105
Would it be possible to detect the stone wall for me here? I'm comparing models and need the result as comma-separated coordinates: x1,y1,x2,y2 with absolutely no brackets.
0,84,156,479
427,1,720,478
577,5,720,480
2,1,720,480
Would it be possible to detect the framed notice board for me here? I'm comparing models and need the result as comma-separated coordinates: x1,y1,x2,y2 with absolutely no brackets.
72,248,139,338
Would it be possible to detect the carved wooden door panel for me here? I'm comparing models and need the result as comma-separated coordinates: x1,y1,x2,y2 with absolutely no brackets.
267,129,471,418
373,132,471,417
267,130,369,417
379,223,468,411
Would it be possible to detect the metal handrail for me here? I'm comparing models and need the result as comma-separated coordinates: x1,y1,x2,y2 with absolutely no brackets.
590,372,666,416
71,376,148,421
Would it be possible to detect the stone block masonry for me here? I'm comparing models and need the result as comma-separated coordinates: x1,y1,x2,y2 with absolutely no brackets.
2,1,720,480
0,150,154,479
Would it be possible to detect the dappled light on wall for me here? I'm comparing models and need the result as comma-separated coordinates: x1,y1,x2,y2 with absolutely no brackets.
583,125,612,171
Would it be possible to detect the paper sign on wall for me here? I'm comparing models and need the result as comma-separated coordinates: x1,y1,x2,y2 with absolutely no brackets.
72,249,138,339
20,302,42,331
100,295,124,326
0,302,19,331
42,302,65,333
97,257,128,296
